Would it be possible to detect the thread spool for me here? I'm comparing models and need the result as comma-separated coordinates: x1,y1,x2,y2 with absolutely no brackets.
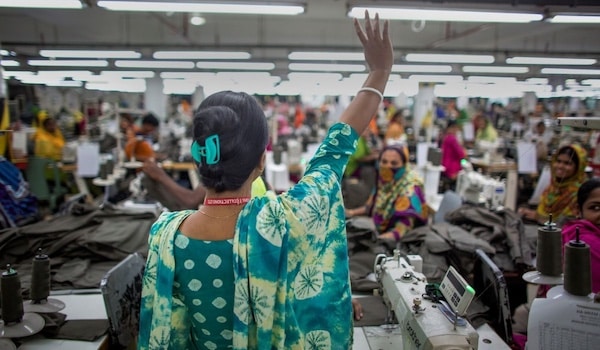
1,264,24,324
536,214,563,277
30,248,50,302
23,250,65,314
99,161,109,180
564,226,592,296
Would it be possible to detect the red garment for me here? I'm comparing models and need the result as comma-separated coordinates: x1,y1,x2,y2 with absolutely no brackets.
562,219,600,293
441,133,465,179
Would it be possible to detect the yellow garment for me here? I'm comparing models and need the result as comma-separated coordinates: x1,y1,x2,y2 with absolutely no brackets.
421,109,433,128
33,128,65,161
0,100,9,157
476,123,498,143
251,176,268,197
33,110,49,129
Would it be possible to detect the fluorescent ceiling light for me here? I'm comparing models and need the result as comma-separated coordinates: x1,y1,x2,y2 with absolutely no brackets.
98,1,304,15
392,65,452,73
2,71,35,78
541,68,600,75
160,72,215,80
346,73,402,82
115,60,195,69
463,66,529,74
1,60,19,67
406,53,494,64
154,51,251,60
582,79,600,86
28,60,109,67
550,15,600,24
86,79,146,93
0,0,82,9
288,52,363,61
45,81,84,87
507,56,596,65
40,50,141,59
190,15,206,26
197,62,275,70
0,50,8,56
408,75,463,83
288,73,343,81
468,76,518,83
289,63,365,72
99,71,155,78
348,7,542,23
36,71,94,78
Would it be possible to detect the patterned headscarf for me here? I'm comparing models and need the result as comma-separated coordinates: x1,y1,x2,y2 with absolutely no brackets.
537,144,588,223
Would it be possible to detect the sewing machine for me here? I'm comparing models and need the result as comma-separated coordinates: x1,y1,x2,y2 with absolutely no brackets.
456,162,506,209
476,140,503,164
374,253,479,349
368,253,512,350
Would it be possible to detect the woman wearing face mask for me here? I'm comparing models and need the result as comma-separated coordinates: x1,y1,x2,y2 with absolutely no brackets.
519,144,588,225
345,144,428,241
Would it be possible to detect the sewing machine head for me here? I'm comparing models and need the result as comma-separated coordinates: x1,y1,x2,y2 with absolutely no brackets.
456,163,506,209
476,140,503,163
375,253,479,350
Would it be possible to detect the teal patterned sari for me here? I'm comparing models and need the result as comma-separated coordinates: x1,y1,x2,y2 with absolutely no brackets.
139,123,358,349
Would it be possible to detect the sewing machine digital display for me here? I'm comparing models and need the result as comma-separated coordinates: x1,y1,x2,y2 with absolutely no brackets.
439,266,475,315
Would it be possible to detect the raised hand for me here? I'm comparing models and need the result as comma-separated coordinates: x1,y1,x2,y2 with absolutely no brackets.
353,11,393,74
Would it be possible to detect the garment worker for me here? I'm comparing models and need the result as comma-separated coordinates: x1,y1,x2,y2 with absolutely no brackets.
519,144,588,225
32,117,65,161
474,113,498,143
124,113,159,162
345,144,428,241
141,159,268,211
561,178,600,293
384,109,406,146
441,120,466,188
138,11,392,349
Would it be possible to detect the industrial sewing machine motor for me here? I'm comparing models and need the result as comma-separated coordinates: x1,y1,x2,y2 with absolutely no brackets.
375,252,479,349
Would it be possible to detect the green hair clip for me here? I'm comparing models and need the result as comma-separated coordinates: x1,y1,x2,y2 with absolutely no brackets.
191,134,221,165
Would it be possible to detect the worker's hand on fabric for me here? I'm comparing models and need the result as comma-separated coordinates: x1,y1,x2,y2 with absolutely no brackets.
352,298,364,321
142,159,167,181
518,207,536,220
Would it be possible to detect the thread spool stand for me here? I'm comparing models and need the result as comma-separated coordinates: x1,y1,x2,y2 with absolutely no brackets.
547,225,594,301
0,264,45,339
23,249,66,314
523,214,564,285
92,172,116,209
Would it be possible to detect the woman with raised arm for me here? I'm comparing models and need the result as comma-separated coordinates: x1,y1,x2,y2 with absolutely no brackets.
138,11,393,349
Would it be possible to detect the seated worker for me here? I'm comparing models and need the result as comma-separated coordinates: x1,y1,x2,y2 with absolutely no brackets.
441,120,466,189
124,113,160,162
562,178,600,293
519,144,588,225
119,112,139,140
32,117,65,161
473,113,498,143
344,126,381,189
141,159,269,211
512,177,600,349
345,144,428,241
383,110,406,146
